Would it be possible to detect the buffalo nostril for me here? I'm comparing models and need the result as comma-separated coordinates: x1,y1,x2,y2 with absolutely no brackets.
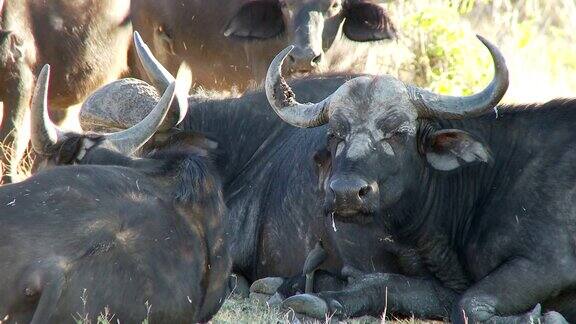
358,185,371,198
311,53,322,65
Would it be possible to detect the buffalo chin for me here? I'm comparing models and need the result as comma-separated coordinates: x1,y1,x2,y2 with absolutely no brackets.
329,210,375,225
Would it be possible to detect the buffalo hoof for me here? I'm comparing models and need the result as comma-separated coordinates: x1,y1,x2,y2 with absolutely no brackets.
228,274,250,298
249,292,271,305
282,294,328,319
513,303,542,323
267,292,284,307
542,311,569,324
250,277,285,295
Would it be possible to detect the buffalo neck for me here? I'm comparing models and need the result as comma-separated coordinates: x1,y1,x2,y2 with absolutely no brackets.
390,102,569,290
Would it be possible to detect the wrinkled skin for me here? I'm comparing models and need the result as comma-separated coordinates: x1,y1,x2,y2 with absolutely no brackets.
274,76,576,322
0,0,132,183
129,0,396,91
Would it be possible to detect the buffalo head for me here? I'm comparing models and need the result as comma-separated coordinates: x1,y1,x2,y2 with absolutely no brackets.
30,64,178,171
265,36,508,223
225,0,396,74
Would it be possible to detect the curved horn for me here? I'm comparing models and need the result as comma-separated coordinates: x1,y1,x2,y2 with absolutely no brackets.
133,31,189,127
408,35,509,119
265,46,331,128
31,65,65,154
105,81,176,155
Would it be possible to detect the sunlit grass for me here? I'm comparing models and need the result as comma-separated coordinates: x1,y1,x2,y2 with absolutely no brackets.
0,138,34,185
212,295,442,324
373,0,576,103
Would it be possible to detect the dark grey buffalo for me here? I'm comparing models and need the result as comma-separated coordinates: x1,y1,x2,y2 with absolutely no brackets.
81,33,457,320
129,0,396,91
0,0,132,183
262,38,574,323
0,65,231,323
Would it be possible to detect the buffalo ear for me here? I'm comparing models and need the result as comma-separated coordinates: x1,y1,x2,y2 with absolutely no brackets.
224,1,284,40
151,130,219,157
156,24,176,55
343,1,396,42
54,136,85,165
423,129,491,171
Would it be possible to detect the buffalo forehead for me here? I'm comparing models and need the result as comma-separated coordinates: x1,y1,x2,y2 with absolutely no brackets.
330,76,417,135
345,132,376,159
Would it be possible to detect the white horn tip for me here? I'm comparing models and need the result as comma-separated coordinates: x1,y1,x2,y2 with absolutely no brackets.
40,64,51,74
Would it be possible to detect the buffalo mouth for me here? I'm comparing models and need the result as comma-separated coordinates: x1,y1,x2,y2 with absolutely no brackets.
287,68,318,77
327,209,375,225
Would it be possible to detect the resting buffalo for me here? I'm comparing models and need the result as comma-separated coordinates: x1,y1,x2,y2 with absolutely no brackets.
0,0,132,183
262,38,575,322
81,33,460,319
129,0,396,91
0,65,231,323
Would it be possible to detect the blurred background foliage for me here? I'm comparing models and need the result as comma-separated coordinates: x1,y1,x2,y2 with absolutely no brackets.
373,0,576,103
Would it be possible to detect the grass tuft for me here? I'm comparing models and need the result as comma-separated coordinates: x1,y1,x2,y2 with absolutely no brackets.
0,138,34,184
211,295,441,324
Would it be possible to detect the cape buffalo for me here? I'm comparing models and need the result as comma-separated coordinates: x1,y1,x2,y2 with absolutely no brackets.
129,0,396,91
0,0,132,183
81,33,459,319
264,38,574,323
0,65,231,323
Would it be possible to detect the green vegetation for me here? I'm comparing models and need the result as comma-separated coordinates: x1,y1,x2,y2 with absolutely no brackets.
374,0,576,102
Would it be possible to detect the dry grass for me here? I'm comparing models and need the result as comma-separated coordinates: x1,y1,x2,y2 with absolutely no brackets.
0,137,34,185
212,295,443,324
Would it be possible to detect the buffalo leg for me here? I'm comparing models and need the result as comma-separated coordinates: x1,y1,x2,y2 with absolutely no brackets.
19,261,66,324
29,275,64,324
0,32,34,183
228,273,251,298
452,258,569,324
249,271,347,306
303,241,327,293
283,272,456,320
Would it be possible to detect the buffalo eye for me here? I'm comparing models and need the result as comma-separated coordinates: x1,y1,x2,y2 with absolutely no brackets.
382,132,395,140
328,128,347,141
327,132,340,143
343,1,397,42
224,1,285,40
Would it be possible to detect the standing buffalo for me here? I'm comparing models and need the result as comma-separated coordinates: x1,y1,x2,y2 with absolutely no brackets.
0,0,132,183
0,65,231,323
265,39,574,323
129,0,396,91
81,33,460,320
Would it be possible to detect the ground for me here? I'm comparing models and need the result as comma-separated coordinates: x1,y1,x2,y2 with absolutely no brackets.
212,295,443,324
